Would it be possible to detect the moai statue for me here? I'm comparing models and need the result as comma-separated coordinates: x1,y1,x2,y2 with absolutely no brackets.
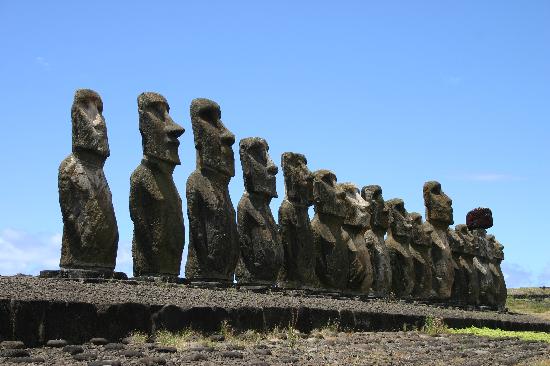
385,199,415,298
55,89,120,278
448,227,468,304
423,181,455,300
467,207,496,307
278,153,318,288
130,92,185,279
408,212,433,299
472,228,495,307
340,183,373,293
361,185,391,297
454,224,480,305
311,170,349,290
236,137,283,285
185,98,239,283
488,234,507,310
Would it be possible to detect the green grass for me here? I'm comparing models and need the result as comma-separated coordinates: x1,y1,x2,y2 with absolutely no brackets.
506,297,550,321
448,326,550,344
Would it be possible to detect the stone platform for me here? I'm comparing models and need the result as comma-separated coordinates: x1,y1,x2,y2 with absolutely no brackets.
0,276,548,347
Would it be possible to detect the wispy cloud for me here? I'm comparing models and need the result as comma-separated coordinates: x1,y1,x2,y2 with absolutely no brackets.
502,261,534,288
449,173,526,182
35,56,50,70
0,228,60,275
445,75,463,85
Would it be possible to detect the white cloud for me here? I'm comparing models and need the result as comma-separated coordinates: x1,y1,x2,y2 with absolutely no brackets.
445,75,463,85
0,228,61,275
502,261,535,288
35,56,50,69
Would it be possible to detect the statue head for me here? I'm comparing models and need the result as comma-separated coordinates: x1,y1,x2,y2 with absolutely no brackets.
71,89,109,159
386,198,412,241
138,92,185,165
281,152,313,205
312,170,347,218
408,212,430,247
423,181,454,227
239,137,278,198
361,185,389,231
341,183,370,228
190,98,235,177
488,235,504,261
455,224,477,255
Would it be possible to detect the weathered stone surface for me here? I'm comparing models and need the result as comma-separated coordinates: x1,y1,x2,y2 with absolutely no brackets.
236,138,282,285
423,181,454,300
185,98,239,282
130,92,185,277
466,207,493,230
58,89,118,272
472,228,496,307
341,183,373,293
385,199,415,298
488,234,507,309
408,212,433,299
452,224,480,305
277,152,318,288
311,170,349,291
361,185,391,297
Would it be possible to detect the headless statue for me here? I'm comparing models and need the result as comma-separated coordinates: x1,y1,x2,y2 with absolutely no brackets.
408,212,433,299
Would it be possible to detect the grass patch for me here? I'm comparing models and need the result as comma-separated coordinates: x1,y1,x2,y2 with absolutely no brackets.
448,327,550,344
506,296,550,321
421,316,448,336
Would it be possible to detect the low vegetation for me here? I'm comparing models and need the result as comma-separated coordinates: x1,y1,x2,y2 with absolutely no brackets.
506,296,550,321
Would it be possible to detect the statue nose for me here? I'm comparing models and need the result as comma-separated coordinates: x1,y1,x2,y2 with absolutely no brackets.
267,164,278,175
221,130,235,146
166,119,185,139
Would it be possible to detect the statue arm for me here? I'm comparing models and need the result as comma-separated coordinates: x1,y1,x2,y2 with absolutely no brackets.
129,173,155,249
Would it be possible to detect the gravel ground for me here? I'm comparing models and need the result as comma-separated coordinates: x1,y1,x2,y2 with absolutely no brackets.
0,276,547,326
1,330,549,365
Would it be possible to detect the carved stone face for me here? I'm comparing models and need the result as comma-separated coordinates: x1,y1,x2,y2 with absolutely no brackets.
341,183,370,228
361,185,389,231
423,181,454,226
190,98,235,177
487,234,504,261
72,89,109,158
386,199,412,240
312,170,347,218
281,152,313,205
138,92,185,165
455,224,477,255
409,212,430,247
239,137,278,198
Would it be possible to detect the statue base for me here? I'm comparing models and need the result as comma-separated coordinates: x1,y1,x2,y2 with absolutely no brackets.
39,268,128,280
132,275,185,284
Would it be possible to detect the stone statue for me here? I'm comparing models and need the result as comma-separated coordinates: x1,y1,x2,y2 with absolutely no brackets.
408,212,433,299
472,228,495,307
130,92,185,278
57,89,119,275
361,185,391,297
423,181,454,300
385,199,415,298
311,170,349,290
278,152,318,288
341,183,373,293
185,98,239,283
454,224,480,305
235,137,283,285
488,234,506,309
448,227,468,304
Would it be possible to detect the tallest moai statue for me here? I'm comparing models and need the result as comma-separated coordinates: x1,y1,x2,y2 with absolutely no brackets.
185,98,239,283
57,89,119,274
130,92,185,278
423,181,455,299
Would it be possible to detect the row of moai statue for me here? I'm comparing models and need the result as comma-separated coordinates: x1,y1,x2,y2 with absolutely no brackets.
51,89,506,309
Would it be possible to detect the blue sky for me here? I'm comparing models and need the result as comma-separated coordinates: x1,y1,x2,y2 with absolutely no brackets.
0,1,548,287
